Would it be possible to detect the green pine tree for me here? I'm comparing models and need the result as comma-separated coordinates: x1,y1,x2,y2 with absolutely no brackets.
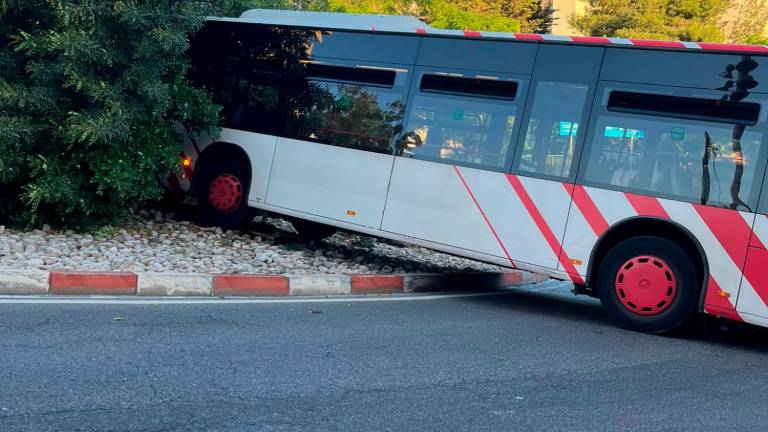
570,0,728,42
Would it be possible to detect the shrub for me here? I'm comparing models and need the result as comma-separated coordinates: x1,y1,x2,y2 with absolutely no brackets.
0,0,225,228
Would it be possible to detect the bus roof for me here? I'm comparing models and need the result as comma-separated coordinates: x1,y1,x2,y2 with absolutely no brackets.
238,8,432,33
206,9,768,56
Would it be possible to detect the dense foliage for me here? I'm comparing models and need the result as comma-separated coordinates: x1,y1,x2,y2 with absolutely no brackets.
571,0,768,42
727,0,768,43
0,0,227,228
570,0,728,41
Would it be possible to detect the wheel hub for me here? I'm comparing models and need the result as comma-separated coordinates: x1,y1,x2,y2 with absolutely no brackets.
208,174,243,214
615,255,677,316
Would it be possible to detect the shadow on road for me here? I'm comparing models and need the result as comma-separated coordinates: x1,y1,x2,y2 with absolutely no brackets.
459,287,768,353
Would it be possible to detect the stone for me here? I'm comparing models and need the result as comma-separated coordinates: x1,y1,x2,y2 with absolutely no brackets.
0,213,504,276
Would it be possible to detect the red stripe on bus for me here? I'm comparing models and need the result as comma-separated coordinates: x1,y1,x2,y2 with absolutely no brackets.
514,33,543,41
416,28,428,34
742,246,768,308
463,30,482,38
752,215,768,248
703,277,743,322
567,185,609,237
453,166,517,268
507,175,584,284
630,39,686,48
571,36,610,44
624,193,670,219
693,206,768,314
693,204,752,275
750,215,768,249
697,43,768,53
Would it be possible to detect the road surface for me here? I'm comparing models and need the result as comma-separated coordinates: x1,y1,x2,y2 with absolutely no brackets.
1,281,767,431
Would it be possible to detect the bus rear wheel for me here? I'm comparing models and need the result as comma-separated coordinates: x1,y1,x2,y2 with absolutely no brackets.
195,159,252,230
596,236,698,334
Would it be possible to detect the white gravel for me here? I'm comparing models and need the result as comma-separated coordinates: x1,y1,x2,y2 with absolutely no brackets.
0,212,505,275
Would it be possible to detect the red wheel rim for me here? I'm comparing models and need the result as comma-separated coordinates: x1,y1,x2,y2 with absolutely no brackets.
615,255,677,316
208,174,243,214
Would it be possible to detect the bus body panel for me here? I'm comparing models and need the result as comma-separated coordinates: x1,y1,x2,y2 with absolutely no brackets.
309,31,420,65
602,48,768,94
381,159,573,271
265,138,395,229
219,129,278,204
417,38,537,74
167,129,277,204
737,214,768,323
479,174,574,272
561,185,763,321
380,158,508,259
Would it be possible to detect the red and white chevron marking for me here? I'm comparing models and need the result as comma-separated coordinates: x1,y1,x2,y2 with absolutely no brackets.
453,166,768,326
412,28,768,54
561,185,768,325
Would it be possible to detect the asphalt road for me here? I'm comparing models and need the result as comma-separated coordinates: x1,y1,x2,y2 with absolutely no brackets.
1,282,767,432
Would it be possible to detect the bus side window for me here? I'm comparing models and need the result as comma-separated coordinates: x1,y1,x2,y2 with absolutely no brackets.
227,71,283,135
188,22,298,135
400,74,519,170
284,64,406,155
516,82,589,178
581,90,765,210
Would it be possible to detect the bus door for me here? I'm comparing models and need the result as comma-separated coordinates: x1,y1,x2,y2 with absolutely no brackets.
739,145,768,324
264,60,412,229
382,44,603,270
380,65,531,264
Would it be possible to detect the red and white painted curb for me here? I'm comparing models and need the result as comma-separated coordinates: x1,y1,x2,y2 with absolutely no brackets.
0,269,548,297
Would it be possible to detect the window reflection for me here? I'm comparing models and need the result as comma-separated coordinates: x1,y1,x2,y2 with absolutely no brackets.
583,115,763,209
189,23,317,135
518,82,589,178
189,22,407,154
296,81,405,154
400,95,517,169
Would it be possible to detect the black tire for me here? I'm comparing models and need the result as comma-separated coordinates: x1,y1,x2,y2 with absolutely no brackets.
290,218,337,242
194,158,252,230
596,236,699,334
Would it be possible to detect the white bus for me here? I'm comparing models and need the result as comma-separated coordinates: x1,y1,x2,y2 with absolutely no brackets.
166,9,768,333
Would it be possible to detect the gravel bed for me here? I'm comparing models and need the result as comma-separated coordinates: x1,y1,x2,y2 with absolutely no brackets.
0,212,505,275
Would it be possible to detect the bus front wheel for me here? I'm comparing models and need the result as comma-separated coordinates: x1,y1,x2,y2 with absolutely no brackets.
596,236,698,334
195,159,252,230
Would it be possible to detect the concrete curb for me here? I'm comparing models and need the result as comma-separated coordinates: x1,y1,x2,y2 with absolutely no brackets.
0,269,549,297
0,269,50,295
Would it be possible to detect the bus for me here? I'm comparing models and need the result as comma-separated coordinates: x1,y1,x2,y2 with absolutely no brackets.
167,8,768,333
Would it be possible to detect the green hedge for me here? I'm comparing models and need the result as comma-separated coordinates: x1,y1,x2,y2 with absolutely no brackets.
0,1,233,228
